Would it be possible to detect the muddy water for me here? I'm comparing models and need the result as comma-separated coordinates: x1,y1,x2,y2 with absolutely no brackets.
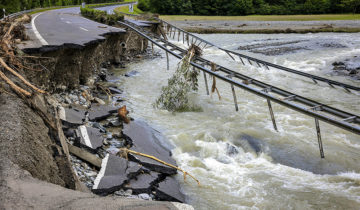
115,33,360,209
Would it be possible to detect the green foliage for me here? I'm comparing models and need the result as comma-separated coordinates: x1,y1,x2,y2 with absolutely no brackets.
155,45,202,112
0,0,126,17
138,0,151,11
80,6,124,25
145,0,359,15
341,0,360,13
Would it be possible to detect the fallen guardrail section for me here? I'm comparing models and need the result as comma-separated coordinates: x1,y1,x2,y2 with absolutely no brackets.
118,11,359,93
118,20,360,159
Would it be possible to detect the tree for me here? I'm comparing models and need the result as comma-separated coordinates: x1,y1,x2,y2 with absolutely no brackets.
341,0,360,13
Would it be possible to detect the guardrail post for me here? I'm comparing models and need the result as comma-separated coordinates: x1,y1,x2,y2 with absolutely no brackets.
238,56,245,65
182,32,185,44
166,52,169,71
315,118,325,158
178,30,180,42
267,99,278,132
231,84,239,111
203,71,210,95
151,42,154,56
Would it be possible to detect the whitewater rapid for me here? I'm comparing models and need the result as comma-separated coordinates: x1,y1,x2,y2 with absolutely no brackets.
115,33,360,209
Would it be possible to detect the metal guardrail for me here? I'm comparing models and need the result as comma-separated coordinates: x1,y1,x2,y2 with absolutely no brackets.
159,18,360,93
118,11,360,93
118,20,360,158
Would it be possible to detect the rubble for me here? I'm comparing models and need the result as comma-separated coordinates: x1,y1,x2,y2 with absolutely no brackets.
123,120,177,175
126,171,160,194
156,176,185,203
92,154,143,194
76,126,104,151
60,108,86,126
88,105,118,121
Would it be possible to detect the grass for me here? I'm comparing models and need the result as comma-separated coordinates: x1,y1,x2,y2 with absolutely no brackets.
114,4,143,15
160,14,360,21
27,1,136,15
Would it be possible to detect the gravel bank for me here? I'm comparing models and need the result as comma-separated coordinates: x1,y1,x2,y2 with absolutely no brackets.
169,20,360,33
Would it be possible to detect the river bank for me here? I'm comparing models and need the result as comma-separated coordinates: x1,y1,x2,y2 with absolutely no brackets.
168,19,360,34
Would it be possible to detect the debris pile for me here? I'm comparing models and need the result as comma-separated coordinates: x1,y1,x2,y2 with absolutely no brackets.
57,81,187,203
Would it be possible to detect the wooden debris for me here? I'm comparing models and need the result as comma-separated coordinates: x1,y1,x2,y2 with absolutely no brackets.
211,62,221,100
118,105,130,124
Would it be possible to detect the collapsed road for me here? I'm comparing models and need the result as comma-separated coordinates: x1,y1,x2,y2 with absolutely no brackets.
0,5,194,209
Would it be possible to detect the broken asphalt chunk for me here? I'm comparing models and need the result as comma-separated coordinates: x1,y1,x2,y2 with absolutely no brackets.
126,171,160,194
88,105,118,121
122,120,177,175
92,154,143,195
156,176,185,203
60,108,86,126
76,125,104,151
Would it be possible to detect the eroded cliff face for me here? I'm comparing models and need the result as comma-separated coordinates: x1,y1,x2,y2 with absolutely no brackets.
24,31,148,91
0,29,146,191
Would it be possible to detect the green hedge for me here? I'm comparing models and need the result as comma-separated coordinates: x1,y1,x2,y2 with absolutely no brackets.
80,6,124,25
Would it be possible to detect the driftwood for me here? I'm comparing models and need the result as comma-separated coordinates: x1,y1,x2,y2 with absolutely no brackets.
211,62,221,100
0,14,45,97
68,144,102,168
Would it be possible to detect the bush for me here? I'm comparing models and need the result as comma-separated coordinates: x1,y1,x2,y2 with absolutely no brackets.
80,7,124,25
138,0,151,11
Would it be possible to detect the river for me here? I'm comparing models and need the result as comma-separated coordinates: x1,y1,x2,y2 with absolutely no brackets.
115,33,360,209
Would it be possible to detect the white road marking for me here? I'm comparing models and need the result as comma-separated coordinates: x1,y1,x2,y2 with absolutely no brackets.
80,125,93,148
66,21,71,24
80,27,89,31
93,154,109,189
31,13,48,46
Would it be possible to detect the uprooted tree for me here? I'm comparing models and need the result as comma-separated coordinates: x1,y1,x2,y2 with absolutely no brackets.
155,44,202,112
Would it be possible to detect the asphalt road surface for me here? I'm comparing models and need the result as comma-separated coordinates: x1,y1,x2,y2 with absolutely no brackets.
19,6,125,50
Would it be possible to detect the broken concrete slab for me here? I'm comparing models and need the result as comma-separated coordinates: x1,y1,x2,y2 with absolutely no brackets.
156,176,185,203
92,154,143,195
76,126,104,151
126,171,160,194
122,120,177,175
88,105,118,121
60,108,86,126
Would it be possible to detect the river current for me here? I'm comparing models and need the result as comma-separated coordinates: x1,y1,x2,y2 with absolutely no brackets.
115,33,360,209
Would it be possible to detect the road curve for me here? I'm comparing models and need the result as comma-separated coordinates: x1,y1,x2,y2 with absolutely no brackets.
19,7,125,52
